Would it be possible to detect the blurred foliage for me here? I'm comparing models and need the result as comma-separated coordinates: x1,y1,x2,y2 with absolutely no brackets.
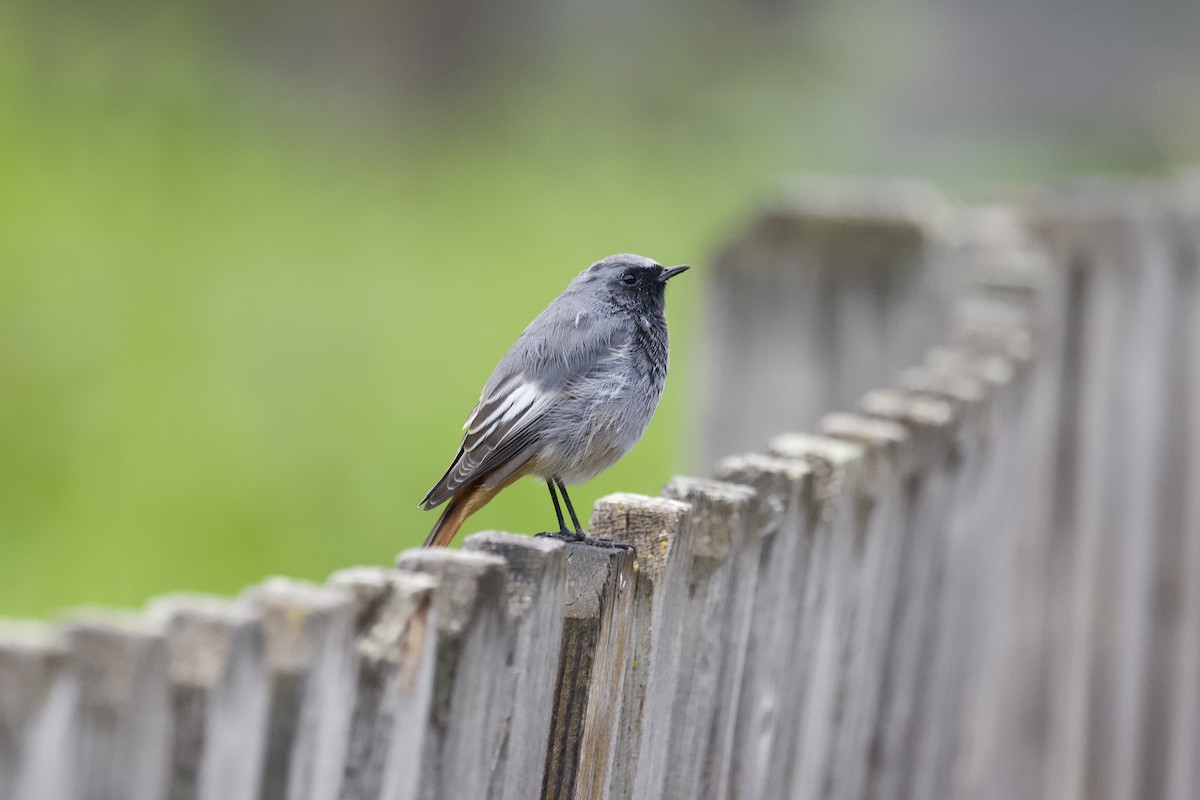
1,0,1193,616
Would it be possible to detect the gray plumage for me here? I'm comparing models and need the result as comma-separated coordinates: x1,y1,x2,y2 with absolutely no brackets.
420,253,688,547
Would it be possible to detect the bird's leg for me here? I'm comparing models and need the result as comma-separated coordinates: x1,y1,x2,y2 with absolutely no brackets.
555,480,635,554
556,479,586,537
536,479,584,542
548,480,570,535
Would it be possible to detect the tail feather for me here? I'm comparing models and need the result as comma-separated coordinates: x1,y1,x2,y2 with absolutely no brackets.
422,481,500,547
421,462,537,547
423,497,465,547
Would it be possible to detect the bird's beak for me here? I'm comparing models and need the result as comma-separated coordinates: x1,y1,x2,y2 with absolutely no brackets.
659,265,690,282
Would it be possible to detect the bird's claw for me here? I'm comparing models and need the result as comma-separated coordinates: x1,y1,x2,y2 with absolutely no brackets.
535,531,586,543
534,531,636,556
582,537,637,555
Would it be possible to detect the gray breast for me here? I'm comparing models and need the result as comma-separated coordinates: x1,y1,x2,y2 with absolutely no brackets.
531,317,670,484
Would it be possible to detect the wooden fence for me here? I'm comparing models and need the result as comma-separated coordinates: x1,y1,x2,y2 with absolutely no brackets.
2,174,1197,800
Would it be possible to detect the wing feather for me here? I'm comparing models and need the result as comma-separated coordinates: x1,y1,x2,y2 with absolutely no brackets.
420,375,551,509
420,303,633,511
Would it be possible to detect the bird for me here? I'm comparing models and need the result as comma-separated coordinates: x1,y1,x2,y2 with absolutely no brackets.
419,254,689,548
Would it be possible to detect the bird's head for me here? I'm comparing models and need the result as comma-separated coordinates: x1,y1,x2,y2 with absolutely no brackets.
574,254,689,311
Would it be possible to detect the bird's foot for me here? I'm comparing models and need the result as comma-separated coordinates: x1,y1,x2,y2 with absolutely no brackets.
535,530,586,543
581,536,637,555
533,531,636,555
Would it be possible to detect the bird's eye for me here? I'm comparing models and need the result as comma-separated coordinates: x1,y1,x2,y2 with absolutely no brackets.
620,273,637,286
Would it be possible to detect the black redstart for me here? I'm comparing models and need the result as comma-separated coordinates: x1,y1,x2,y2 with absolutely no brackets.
420,254,689,547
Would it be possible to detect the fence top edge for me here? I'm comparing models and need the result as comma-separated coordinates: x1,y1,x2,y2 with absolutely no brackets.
713,453,809,543
242,575,350,610
969,246,1052,288
146,592,253,624
821,413,918,489
60,606,166,638
662,476,758,558
62,614,168,706
329,564,439,594
396,547,508,574
0,618,66,652
715,177,957,258
860,389,956,430
592,491,691,515
767,432,866,466
1020,176,1175,213
397,548,508,635
562,542,634,620
925,345,1017,388
328,567,439,634
328,564,395,586
772,175,952,227
767,433,872,520
590,494,690,578
950,323,1036,364
663,475,757,505
820,412,910,446
151,602,261,687
464,529,567,558
463,532,568,620
336,570,437,665
715,451,813,481
902,366,988,406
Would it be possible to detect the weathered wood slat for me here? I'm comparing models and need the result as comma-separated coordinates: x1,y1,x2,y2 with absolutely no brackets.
462,532,566,800
655,477,756,800
1025,195,1106,800
817,413,913,800
696,477,767,800
542,540,636,800
940,308,1045,800
901,362,1000,800
712,454,812,800
240,578,358,800
1164,181,1200,800
1030,188,1177,800
585,494,691,800
767,434,867,800
748,449,833,800
856,390,958,800
326,568,438,800
920,341,1032,800
394,549,508,800
950,222,1048,800
0,621,70,800
63,609,173,800
145,594,269,800
701,179,952,462
1106,197,1187,800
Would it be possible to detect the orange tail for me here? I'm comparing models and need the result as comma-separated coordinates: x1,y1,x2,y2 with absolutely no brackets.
422,482,501,547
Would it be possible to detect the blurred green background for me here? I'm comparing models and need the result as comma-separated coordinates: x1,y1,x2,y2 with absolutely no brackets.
2,0,1198,617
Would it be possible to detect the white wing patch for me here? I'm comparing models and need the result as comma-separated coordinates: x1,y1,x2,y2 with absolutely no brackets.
462,374,516,432
463,375,550,446
468,382,539,435
423,374,552,507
